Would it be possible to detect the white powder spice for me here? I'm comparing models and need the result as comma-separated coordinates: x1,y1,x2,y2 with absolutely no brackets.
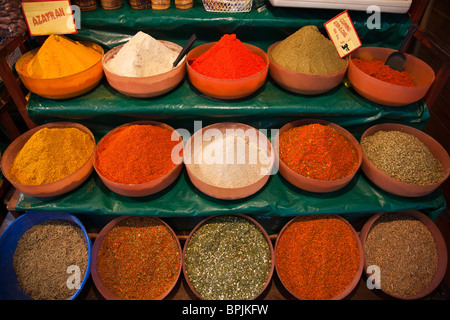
106,31,180,77
189,134,273,188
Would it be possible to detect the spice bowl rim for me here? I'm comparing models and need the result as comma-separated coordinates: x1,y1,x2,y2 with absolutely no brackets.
0,211,92,300
359,210,448,300
16,40,104,81
183,122,275,200
0,121,96,197
275,119,363,193
274,214,364,300
186,42,269,100
90,215,183,300
182,214,275,300
349,46,435,89
347,46,435,107
102,41,186,98
93,120,184,197
360,123,450,197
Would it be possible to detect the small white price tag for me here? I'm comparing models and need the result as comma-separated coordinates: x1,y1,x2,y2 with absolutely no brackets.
324,10,362,58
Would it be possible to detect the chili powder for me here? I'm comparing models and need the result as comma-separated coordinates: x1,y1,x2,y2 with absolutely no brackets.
189,34,266,79
279,123,359,180
95,124,181,184
96,217,181,300
276,215,360,300
352,58,415,87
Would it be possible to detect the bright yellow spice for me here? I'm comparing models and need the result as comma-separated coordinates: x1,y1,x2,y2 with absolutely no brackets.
24,34,102,79
9,128,94,185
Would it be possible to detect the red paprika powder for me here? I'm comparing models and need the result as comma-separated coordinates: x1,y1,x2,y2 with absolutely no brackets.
352,57,415,87
276,215,360,300
190,34,266,79
279,123,359,181
95,124,181,184
96,217,181,300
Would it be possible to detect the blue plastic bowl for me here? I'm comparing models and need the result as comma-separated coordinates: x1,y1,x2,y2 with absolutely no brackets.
0,211,91,300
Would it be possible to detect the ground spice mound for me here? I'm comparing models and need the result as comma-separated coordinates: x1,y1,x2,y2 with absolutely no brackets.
95,124,181,184
269,25,347,75
9,127,94,185
96,217,181,300
279,123,359,180
276,215,360,300
184,215,272,300
352,57,415,87
361,130,444,185
13,220,88,300
364,212,438,298
189,34,266,79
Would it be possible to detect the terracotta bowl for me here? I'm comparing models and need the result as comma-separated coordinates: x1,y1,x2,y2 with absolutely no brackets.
360,123,450,197
347,46,435,106
15,41,104,99
360,210,448,300
274,214,364,300
93,120,183,197
186,42,269,100
267,41,348,95
183,122,275,200
90,215,182,300
0,211,91,300
102,41,186,98
0,122,95,197
275,119,362,193
182,214,274,300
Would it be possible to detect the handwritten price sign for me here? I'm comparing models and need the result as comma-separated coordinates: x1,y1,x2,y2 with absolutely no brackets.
324,11,361,58
21,0,77,36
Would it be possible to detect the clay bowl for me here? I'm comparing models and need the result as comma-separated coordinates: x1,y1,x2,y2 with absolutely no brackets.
360,123,450,197
360,210,448,300
274,214,364,300
0,211,91,300
90,215,182,300
93,120,183,197
16,41,104,99
186,42,269,100
0,122,95,197
183,122,275,200
182,214,274,300
102,41,186,98
347,46,435,106
267,41,348,95
274,119,362,193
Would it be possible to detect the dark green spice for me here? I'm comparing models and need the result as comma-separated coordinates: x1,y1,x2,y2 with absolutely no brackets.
365,213,438,298
184,215,272,300
361,131,444,185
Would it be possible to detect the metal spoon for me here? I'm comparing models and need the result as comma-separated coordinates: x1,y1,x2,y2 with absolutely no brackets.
385,24,417,71
173,34,197,68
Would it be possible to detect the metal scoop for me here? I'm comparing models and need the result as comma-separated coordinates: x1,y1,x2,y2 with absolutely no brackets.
173,34,197,68
385,24,417,71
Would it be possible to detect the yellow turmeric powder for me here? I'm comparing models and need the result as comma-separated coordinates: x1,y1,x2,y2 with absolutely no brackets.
24,34,102,79
9,127,94,185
